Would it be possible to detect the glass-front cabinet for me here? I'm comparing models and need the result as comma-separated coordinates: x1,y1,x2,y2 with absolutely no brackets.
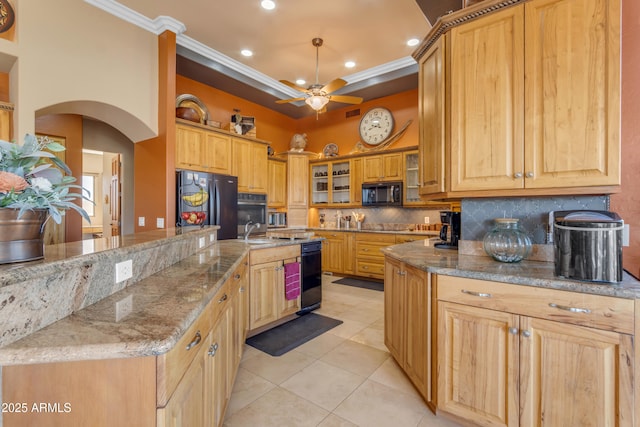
310,160,352,206
404,151,421,205
311,163,329,205
331,160,350,205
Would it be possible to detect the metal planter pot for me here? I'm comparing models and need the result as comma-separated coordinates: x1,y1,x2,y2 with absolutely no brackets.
0,209,49,264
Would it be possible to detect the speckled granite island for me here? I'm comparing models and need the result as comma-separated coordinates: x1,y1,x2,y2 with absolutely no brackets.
382,239,640,427
0,228,317,427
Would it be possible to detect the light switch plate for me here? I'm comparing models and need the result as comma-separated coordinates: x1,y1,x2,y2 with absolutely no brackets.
156,218,164,228
199,237,205,248
138,217,145,227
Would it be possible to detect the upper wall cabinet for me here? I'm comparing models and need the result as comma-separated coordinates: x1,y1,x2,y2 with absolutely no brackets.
415,0,621,199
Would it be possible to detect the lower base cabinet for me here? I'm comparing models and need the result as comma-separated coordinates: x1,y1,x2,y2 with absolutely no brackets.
384,257,433,407
437,275,634,427
2,255,249,427
249,245,301,331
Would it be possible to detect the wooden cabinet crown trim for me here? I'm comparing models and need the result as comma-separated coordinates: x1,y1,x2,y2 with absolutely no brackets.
176,118,271,146
412,0,527,59
309,145,418,164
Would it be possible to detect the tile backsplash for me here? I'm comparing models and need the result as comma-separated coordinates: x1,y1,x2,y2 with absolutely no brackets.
461,196,610,244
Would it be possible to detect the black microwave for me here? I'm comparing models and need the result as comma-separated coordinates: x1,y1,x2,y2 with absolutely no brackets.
362,182,403,206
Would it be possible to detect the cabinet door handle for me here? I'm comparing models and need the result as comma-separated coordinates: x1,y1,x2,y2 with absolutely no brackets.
514,172,523,179
521,330,531,338
186,331,202,351
397,270,406,276
240,287,245,293
461,289,492,298
208,342,219,357
509,327,518,335
218,293,228,303
548,303,591,314
234,274,241,280
526,172,534,178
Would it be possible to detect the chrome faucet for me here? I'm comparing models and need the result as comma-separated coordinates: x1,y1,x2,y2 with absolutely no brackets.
243,221,260,240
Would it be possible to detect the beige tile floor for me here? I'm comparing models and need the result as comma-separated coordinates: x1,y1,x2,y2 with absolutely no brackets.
223,275,464,427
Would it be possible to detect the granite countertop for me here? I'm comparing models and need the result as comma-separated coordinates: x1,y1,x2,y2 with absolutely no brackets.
306,227,439,236
0,237,312,366
382,239,640,299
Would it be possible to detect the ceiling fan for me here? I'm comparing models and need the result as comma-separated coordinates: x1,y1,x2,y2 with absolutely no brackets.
276,38,363,112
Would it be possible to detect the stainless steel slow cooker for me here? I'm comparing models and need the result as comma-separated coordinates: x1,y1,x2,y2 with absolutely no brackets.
553,210,623,283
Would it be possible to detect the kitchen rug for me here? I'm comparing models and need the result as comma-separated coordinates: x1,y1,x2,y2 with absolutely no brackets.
333,277,384,292
246,313,342,356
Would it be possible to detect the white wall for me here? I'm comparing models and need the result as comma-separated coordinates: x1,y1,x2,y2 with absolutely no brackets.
10,0,159,142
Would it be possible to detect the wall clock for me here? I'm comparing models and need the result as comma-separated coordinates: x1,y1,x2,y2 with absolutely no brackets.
358,107,394,146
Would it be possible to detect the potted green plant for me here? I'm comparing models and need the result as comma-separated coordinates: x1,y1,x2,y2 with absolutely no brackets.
0,134,90,263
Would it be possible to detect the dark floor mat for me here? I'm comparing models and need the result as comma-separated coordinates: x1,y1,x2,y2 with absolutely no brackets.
333,277,384,292
246,313,343,356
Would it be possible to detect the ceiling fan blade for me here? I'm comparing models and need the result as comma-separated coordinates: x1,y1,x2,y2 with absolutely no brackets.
275,97,307,104
321,78,347,94
279,80,310,93
328,95,363,104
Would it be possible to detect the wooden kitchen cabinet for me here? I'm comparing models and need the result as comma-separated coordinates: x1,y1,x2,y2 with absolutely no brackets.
176,123,232,175
310,160,353,207
2,255,250,427
248,245,301,331
436,275,634,427
418,37,446,197
362,152,402,182
355,233,395,280
314,230,346,274
232,138,268,193
384,257,433,406
267,158,287,208
415,0,621,199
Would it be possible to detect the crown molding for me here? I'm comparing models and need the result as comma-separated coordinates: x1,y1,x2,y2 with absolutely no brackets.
84,0,185,35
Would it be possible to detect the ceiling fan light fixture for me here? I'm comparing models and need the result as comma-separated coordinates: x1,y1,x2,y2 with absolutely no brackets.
305,95,330,111
261,0,276,10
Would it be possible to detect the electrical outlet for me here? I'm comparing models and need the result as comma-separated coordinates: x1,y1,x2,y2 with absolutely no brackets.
138,217,145,227
115,259,133,283
424,216,430,224
209,233,216,243
115,294,133,322
156,218,165,228
199,237,205,248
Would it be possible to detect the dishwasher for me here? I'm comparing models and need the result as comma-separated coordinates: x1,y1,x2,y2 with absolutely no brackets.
298,240,322,314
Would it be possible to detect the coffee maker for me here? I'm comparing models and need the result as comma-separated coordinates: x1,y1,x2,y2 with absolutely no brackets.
435,211,461,249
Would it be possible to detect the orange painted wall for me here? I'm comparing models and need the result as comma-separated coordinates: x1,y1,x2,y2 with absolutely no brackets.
176,76,297,152
34,114,83,243
176,76,419,156
295,89,419,155
134,31,176,231
611,0,640,278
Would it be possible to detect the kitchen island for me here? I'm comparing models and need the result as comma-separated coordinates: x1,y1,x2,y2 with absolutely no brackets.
0,229,318,427
382,239,640,427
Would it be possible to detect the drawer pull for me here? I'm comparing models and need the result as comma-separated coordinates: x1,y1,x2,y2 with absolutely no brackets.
397,270,406,276
208,342,219,357
218,293,228,303
548,303,591,314
186,331,202,351
240,287,245,293
461,289,492,298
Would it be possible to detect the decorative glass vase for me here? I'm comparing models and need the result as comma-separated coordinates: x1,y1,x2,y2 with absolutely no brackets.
483,218,532,263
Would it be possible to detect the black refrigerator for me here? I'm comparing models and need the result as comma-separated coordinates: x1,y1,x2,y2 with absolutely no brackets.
176,170,238,240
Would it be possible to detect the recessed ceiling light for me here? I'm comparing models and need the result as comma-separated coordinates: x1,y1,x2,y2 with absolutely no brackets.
241,49,253,57
345,61,356,68
261,0,276,10
407,38,420,47
296,79,306,86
